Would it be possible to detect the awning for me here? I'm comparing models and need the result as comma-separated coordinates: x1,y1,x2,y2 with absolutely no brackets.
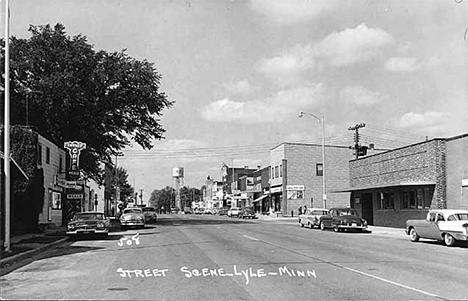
252,195,268,203
330,181,436,193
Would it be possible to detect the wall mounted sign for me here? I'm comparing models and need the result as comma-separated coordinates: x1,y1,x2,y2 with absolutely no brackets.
64,141,86,180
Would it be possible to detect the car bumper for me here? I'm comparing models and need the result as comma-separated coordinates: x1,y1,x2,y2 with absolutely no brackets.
120,221,145,226
337,225,367,230
67,229,109,235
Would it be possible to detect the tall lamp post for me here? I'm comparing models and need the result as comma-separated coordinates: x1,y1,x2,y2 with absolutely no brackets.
298,111,327,209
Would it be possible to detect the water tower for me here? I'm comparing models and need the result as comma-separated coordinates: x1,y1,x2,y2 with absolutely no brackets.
172,167,184,211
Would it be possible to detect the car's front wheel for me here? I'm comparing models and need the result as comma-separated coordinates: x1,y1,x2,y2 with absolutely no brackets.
409,228,420,242
444,234,456,247
320,222,325,231
333,225,340,232
309,222,313,229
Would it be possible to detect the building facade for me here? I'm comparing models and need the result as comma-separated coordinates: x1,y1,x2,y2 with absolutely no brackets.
37,134,67,226
270,143,355,216
346,134,468,227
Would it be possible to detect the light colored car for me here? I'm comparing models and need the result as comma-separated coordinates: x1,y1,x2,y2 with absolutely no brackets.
142,207,157,223
66,212,110,238
298,208,329,229
405,209,468,247
227,207,241,217
120,207,145,230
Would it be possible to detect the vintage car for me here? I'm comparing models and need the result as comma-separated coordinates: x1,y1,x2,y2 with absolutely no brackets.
218,207,229,216
66,211,110,238
227,207,241,217
298,208,329,229
238,207,257,219
405,209,468,247
141,207,157,223
119,207,146,230
319,207,368,232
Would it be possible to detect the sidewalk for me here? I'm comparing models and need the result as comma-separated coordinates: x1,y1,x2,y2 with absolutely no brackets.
1,226,68,269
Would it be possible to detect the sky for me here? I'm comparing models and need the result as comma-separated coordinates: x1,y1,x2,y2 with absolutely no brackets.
4,0,468,197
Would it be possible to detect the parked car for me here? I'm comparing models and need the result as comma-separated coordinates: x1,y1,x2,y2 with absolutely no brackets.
142,207,157,223
227,207,241,217
184,207,194,214
319,207,368,232
170,207,180,214
405,209,468,247
298,208,329,229
120,208,146,230
239,207,257,219
218,207,229,216
204,208,213,214
66,211,110,238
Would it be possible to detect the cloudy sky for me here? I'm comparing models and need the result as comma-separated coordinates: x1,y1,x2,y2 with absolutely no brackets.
6,0,467,196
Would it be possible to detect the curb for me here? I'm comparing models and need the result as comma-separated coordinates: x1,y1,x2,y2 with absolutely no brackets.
0,237,69,267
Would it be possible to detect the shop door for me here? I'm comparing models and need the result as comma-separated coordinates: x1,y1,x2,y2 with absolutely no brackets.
361,193,374,225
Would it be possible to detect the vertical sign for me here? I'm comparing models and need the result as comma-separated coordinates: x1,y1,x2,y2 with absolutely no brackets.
64,141,86,180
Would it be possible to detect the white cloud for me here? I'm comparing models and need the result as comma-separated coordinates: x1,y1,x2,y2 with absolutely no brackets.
384,57,421,72
315,23,394,66
249,0,338,25
339,86,388,106
394,111,448,129
255,24,393,85
222,80,254,95
255,44,314,86
200,83,325,124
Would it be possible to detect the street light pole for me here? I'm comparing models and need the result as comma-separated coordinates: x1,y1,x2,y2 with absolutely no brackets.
298,111,327,209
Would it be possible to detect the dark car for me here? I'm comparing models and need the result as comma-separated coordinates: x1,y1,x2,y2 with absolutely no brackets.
66,212,110,238
319,207,368,232
218,207,229,216
142,207,157,223
239,207,257,219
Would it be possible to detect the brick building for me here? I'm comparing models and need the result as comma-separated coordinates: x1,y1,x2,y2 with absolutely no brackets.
343,133,468,228
270,143,355,216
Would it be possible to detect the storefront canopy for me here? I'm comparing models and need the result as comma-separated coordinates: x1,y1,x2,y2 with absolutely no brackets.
252,195,268,203
330,181,436,193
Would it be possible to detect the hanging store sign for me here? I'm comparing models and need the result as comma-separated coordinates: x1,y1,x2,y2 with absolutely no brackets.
64,141,86,180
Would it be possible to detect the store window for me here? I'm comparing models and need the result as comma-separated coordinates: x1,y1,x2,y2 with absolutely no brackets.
379,192,395,209
59,156,63,173
316,163,323,176
274,166,279,178
401,188,431,209
279,164,282,177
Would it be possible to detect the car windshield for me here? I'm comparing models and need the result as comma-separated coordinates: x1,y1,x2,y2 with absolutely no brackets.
312,210,328,215
142,208,155,212
337,209,358,216
123,209,142,214
74,213,104,220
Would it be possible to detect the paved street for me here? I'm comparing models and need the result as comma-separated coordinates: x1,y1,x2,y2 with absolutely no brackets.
1,214,467,301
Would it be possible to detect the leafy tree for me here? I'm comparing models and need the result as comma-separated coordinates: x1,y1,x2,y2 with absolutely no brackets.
148,186,175,212
111,166,134,206
0,23,173,181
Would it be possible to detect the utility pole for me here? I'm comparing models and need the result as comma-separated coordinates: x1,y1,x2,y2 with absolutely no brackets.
348,123,365,160
140,189,143,205
4,0,11,252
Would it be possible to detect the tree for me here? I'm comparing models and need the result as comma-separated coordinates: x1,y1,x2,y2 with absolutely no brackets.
0,23,173,181
148,186,175,213
111,166,134,206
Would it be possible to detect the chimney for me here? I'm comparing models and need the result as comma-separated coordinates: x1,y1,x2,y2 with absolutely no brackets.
257,165,261,170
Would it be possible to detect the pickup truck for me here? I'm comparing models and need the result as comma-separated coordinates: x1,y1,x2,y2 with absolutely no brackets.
405,209,468,247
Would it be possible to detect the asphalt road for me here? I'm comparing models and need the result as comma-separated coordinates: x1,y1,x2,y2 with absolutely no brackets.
1,214,467,301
